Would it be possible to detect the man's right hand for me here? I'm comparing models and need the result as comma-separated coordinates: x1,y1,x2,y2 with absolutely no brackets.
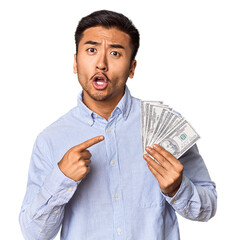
58,136,105,182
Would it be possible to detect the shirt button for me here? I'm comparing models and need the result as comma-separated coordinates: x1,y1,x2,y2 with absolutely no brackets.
106,128,111,133
110,160,115,165
68,187,73,192
115,193,119,199
117,228,122,235
94,114,98,118
172,200,177,204
184,211,189,216
88,120,93,124
123,113,126,118
54,209,59,214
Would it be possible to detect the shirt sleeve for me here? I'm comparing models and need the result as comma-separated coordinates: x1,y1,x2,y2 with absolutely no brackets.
19,134,80,240
164,144,217,222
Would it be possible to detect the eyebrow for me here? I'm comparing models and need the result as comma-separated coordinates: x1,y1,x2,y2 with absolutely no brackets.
84,41,125,49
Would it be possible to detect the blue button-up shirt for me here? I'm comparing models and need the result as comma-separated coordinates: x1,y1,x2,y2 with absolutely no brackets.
19,87,217,240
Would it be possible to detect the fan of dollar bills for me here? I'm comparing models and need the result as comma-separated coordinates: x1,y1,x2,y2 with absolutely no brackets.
141,101,200,159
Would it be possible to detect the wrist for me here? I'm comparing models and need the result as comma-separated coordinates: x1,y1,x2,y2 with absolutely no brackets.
165,183,181,197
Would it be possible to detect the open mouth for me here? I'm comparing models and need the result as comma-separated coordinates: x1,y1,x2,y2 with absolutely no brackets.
92,75,109,90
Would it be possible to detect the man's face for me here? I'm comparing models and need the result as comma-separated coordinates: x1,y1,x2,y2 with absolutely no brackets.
74,26,136,102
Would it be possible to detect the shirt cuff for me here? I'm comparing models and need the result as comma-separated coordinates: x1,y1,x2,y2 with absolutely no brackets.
42,164,81,204
163,175,193,210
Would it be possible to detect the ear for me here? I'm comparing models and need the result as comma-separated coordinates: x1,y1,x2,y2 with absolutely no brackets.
73,54,78,74
129,60,137,79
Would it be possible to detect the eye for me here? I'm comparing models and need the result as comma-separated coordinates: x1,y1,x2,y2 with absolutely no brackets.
87,48,97,54
110,51,120,57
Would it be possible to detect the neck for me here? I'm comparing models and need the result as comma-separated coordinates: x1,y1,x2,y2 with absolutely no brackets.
82,90,125,121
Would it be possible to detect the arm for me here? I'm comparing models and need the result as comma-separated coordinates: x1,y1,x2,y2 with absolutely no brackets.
19,134,105,239
143,144,217,222
19,135,79,240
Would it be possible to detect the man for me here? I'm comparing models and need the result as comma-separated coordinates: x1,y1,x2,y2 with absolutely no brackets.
19,10,217,240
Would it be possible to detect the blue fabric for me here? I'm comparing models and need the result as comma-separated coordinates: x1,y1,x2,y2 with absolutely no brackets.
19,87,217,240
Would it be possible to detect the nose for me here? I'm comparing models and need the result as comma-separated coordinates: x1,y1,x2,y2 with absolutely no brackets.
96,52,108,72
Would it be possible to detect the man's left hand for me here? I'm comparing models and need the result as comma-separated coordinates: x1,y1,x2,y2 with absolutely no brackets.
143,144,184,197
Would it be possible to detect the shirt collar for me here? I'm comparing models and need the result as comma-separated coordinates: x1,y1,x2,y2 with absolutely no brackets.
76,86,132,125
113,86,132,120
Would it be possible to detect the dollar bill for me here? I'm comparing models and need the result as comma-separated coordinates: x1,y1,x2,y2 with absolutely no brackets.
141,100,200,159
141,101,163,152
156,119,200,158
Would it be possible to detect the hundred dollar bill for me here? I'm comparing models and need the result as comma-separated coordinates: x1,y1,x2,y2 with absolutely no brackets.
141,100,200,158
141,101,145,152
155,119,200,159
152,110,183,143
141,101,163,151
146,104,170,147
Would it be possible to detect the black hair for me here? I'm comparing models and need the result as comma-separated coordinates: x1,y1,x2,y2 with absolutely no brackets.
75,10,140,60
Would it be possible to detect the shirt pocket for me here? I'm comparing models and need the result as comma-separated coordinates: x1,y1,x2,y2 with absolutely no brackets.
128,169,165,208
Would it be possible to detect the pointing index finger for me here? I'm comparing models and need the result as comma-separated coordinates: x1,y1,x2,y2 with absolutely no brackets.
77,136,105,151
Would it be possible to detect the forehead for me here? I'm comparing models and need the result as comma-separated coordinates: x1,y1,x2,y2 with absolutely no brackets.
80,26,131,46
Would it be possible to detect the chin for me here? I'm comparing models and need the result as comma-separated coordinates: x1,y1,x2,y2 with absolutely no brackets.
87,91,111,101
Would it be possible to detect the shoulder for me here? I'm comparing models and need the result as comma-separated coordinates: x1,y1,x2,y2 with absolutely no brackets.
37,106,80,140
131,95,141,105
